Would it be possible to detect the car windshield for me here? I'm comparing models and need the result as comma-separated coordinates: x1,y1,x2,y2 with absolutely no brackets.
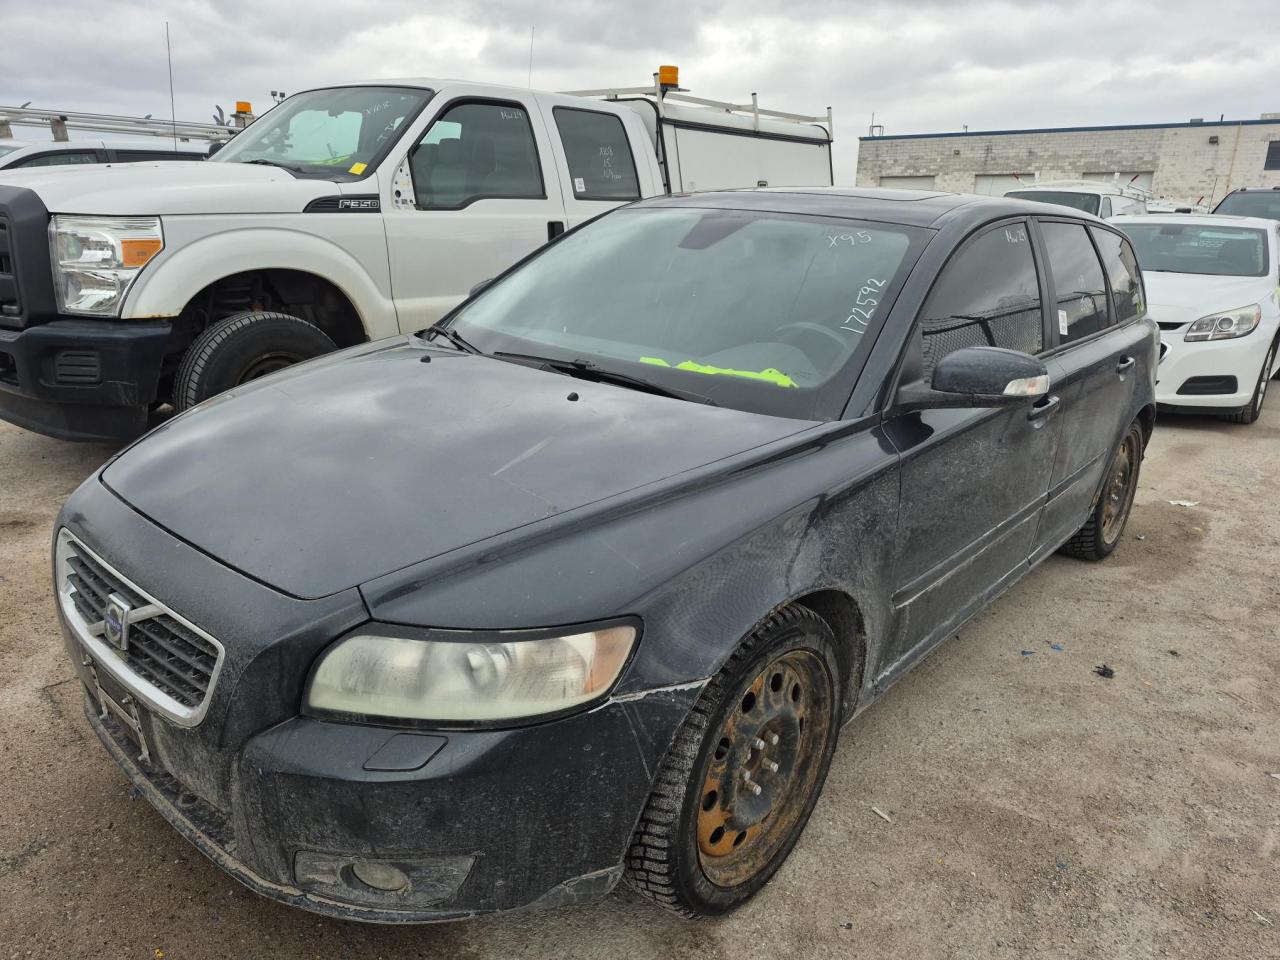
212,86,431,180
446,206,929,420
0,144,21,159
1121,223,1269,277
1213,191,1280,221
1006,190,1100,215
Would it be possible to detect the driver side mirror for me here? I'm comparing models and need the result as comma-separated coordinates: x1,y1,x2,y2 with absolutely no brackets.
469,278,493,298
898,346,1049,412
206,141,224,158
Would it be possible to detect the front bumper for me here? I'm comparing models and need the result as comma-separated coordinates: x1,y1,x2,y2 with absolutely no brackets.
1155,328,1270,409
0,318,172,440
77,664,698,922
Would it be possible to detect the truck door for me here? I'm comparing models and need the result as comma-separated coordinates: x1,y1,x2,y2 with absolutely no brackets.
532,94,656,229
381,92,568,329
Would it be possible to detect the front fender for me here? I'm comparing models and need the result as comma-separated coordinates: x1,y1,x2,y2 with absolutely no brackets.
121,225,399,340
359,420,901,714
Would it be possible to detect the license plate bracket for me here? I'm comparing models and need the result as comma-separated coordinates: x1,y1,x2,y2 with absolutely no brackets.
83,654,154,764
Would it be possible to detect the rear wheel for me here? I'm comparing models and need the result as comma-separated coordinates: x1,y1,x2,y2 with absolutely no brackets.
1224,334,1278,425
625,606,845,917
1059,419,1144,561
174,311,336,411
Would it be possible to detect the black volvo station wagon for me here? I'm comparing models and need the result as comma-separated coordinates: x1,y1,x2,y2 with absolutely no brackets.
54,188,1158,921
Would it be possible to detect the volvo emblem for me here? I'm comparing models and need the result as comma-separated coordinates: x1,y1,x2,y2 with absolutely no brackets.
104,593,133,652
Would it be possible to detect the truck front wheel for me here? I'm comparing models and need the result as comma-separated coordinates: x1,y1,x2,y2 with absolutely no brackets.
174,311,337,410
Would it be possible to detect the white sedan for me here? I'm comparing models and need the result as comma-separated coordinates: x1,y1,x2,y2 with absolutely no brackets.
1114,214,1280,424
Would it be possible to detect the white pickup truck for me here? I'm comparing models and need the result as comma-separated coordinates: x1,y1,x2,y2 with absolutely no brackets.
0,70,833,441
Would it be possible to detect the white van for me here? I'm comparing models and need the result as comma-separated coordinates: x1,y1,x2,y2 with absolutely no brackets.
0,70,834,440
1004,179,1148,218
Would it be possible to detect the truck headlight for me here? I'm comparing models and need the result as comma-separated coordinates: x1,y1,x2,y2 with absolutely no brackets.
1184,304,1261,341
49,216,164,316
305,622,638,724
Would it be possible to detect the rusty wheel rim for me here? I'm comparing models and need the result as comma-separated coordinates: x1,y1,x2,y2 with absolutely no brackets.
695,647,834,887
1101,434,1137,545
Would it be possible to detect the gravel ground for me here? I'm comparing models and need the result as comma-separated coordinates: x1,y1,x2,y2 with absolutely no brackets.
1,408,1277,960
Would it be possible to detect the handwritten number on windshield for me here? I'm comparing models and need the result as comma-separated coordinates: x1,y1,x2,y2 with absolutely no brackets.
841,278,887,333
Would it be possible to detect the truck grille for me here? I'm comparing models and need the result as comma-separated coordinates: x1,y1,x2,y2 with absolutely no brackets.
56,531,224,725
0,216,19,322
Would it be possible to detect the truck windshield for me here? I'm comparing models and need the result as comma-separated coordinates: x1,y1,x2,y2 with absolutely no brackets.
1121,223,1269,277
1006,190,1100,215
213,86,431,180
1213,191,1280,221
447,206,930,420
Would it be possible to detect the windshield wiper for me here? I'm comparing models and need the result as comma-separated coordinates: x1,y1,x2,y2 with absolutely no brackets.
240,158,307,173
420,322,481,354
491,352,718,406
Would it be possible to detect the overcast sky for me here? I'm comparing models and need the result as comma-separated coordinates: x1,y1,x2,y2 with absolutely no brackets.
6,0,1278,180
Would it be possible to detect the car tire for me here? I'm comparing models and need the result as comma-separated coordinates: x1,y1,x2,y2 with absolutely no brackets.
174,311,336,411
1059,419,1145,562
1223,334,1278,425
624,605,845,918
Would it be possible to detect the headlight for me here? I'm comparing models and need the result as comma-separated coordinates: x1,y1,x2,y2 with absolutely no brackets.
1184,303,1261,341
305,623,638,724
49,216,164,316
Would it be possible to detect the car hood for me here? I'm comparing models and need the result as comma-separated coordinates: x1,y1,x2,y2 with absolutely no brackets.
101,339,816,599
1143,272,1274,327
0,160,346,215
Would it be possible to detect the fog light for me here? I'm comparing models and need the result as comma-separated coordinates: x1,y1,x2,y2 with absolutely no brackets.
351,860,409,892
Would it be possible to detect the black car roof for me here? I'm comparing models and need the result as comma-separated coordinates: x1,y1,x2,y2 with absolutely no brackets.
635,187,1104,231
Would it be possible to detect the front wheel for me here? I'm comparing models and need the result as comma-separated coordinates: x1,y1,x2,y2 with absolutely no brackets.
1224,334,1278,425
625,606,845,917
1059,419,1145,561
174,311,337,411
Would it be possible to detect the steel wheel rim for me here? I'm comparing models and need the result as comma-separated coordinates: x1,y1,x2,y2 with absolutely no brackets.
238,352,301,384
695,647,834,888
1101,435,1137,545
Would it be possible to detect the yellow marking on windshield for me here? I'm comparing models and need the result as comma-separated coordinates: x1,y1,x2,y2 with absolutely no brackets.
639,357,796,388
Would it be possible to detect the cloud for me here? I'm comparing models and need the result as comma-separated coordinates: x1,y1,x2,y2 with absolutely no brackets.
5,0,1277,180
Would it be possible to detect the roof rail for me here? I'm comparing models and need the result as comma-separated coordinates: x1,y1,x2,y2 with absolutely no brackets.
0,105,246,143
561,69,833,139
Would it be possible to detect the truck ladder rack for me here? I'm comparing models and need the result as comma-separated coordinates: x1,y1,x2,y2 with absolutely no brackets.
561,75,832,138
0,105,241,143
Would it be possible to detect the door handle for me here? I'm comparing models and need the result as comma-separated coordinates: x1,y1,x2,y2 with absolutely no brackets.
547,220,565,241
1028,394,1061,422
1116,355,1136,374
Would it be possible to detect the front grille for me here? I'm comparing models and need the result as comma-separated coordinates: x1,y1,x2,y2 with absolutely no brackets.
58,532,223,722
0,216,19,321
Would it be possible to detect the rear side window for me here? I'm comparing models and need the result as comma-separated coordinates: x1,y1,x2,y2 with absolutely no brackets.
411,101,545,209
115,150,203,162
17,151,99,167
553,108,640,201
1091,229,1143,322
1040,222,1110,344
918,222,1043,376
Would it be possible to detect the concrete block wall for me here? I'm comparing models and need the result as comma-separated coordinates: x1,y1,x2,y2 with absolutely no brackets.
856,120,1280,206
